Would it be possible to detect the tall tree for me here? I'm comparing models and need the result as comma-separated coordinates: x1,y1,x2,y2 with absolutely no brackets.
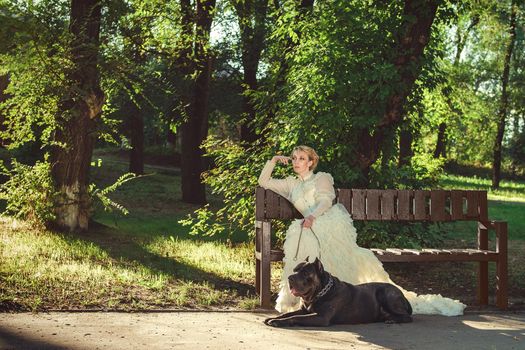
355,0,441,185
492,0,518,189
50,0,104,231
232,0,270,144
180,0,217,204
119,23,147,176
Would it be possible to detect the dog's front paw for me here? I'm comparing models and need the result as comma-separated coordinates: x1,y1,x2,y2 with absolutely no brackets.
264,318,290,327
264,317,275,326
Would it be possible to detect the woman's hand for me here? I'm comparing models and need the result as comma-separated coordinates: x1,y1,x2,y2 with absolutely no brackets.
302,215,315,229
272,155,291,165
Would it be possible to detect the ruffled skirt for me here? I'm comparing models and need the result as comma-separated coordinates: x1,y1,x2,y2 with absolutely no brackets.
275,204,466,316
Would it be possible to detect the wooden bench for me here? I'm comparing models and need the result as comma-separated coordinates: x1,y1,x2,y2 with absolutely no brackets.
255,187,508,310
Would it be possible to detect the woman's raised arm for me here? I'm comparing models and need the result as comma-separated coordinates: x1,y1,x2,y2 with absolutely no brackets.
258,157,294,199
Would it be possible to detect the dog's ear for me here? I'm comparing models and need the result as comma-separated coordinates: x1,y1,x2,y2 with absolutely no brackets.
313,257,324,275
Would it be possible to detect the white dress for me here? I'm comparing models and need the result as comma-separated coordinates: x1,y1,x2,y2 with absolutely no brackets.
258,161,466,316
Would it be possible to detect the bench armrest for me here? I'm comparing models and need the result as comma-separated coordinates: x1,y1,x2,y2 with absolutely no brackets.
479,220,506,231
478,220,508,253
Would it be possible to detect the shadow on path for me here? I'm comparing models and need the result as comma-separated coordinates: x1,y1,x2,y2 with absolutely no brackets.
0,326,70,350
289,313,525,350
1,312,524,350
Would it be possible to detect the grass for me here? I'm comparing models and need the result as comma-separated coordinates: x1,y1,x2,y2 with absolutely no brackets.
0,151,524,311
0,216,263,311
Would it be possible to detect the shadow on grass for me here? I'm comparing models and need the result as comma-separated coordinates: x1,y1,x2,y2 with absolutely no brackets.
68,221,255,297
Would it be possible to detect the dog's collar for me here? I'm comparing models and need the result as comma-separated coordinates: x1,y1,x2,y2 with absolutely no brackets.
313,275,334,301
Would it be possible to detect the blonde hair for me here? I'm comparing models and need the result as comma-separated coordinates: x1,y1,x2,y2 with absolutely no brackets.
292,145,319,171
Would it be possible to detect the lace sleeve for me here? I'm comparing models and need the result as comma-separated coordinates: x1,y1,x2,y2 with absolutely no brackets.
310,172,336,218
257,160,294,199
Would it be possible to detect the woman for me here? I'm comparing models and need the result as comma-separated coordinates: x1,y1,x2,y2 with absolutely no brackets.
258,145,465,316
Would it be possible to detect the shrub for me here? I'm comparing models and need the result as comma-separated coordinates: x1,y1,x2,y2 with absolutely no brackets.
0,157,57,227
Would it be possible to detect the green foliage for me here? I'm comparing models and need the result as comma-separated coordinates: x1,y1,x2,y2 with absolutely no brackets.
370,152,446,189
0,0,71,149
0,157,56,227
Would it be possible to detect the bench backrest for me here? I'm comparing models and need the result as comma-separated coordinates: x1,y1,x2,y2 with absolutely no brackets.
255,187,488,222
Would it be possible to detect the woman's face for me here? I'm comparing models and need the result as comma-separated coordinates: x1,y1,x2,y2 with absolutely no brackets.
292,150,313,176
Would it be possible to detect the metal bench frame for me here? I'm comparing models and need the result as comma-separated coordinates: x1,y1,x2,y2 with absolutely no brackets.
255,187,508,309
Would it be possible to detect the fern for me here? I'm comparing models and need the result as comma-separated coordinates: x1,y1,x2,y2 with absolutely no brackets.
89,173,138,215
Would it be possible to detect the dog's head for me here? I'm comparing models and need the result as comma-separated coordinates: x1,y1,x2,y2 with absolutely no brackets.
288,257,325,302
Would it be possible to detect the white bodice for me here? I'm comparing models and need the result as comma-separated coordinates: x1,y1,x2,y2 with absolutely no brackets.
290,177,318,217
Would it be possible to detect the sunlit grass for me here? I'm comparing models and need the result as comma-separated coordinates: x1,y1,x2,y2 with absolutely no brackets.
0,215,257,311
441,174,525,202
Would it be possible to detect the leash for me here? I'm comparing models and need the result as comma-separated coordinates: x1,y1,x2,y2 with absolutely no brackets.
293,224,321,261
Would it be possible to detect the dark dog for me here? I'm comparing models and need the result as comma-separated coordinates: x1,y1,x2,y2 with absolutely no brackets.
264,258,413,327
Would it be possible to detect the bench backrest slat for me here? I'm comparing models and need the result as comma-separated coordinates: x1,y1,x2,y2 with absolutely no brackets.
414,190,429,220
466,191,480,219
381,190,397,220
397,190,413,220
450,191,464,220
431,190,451,221
255,187,488,222
351,190,366,220
366,190,382,220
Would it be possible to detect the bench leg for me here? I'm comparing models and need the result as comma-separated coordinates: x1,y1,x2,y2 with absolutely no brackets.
259,221,272,309
256,259,261,295
477,225,489,306
255,221,262,295
260,261,271,309
495,221,508,309
496,260,508,309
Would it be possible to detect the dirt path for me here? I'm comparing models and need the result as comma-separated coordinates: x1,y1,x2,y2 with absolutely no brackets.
1,311,524,349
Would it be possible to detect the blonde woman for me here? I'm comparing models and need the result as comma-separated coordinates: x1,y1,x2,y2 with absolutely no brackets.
259,145,465,316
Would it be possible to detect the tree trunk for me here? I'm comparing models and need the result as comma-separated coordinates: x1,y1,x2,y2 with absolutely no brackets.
180,0,216,204
50,0,104,231
354,0,440,186
128,101,144,175
233,0,269,144
399,125,414,167
433,122,447,158
492,0,517,190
